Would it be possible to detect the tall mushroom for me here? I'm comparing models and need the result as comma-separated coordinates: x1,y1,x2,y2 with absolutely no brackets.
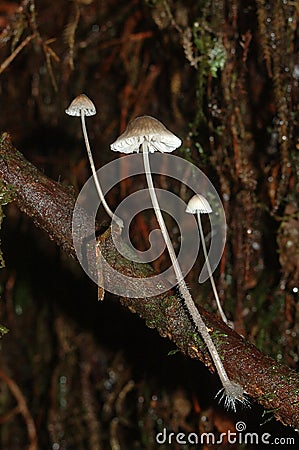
110,116,246,410
66,94,123,229
186,194,228,324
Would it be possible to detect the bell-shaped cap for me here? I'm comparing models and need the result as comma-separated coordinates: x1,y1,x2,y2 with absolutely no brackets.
186,194,212,214
110,115,181,154
65,94,96,117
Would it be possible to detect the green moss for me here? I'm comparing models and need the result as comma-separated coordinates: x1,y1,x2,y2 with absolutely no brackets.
168,348,180,356
0,132,9,144
193,25,226,78
207,330,229,352
259,391,276,402
0,325,9,338
191,331,205,349
261,409,277,425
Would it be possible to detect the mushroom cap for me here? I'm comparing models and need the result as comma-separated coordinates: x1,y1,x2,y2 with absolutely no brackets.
110,115,182,154
186,194,212,214
65,94,96,117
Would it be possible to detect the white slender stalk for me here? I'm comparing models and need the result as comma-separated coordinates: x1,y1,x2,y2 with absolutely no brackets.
142,143,183,284
197,212,228,324
80,112,123,229
142,143,243,407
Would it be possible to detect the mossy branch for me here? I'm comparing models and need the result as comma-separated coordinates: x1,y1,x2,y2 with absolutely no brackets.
0,133,299,428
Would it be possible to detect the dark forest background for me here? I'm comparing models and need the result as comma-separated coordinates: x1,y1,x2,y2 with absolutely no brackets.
0,0,298,448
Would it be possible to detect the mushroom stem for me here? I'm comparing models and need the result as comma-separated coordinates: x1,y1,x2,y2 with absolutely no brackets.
196,211,228,324
142,144,244,408
80,112,123,229
142,143,183,284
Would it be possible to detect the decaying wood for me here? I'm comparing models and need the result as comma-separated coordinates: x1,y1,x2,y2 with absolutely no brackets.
0,133,299,428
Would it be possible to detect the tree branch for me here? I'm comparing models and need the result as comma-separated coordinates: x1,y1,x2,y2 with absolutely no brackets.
0,133,298,428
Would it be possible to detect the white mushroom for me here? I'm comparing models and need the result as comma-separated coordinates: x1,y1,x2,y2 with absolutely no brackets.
111,116,246,410
66,94,123,229
186,194,228,324
110,115,181,154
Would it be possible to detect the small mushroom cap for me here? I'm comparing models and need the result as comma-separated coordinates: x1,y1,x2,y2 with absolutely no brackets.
186,194,212,214
110,115,182,154
65,94,96,117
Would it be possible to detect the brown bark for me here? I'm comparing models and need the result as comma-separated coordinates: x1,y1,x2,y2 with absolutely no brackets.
0,133,298,428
